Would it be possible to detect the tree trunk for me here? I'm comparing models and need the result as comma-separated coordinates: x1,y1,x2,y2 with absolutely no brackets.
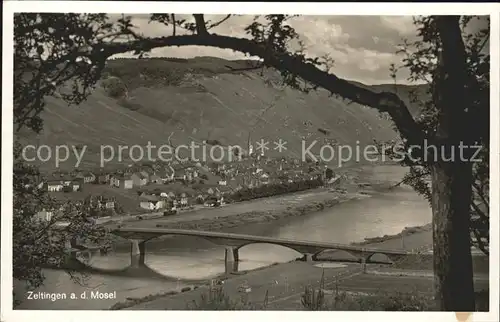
432,16,476,311
431,161,475,311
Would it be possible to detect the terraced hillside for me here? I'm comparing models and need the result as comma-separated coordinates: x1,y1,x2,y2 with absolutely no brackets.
19,56,425,172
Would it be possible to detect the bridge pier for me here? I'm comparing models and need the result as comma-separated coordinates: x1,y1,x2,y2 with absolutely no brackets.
360,257,367,273
224,246,239,274
303,253,315,263
130,239,146,268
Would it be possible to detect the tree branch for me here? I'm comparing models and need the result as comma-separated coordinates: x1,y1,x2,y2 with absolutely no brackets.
470,200,488,222
224,63,264,72
477,30,490,54
472,181,489,208
171,14,176,36
193,14,209,35
103,33,422,143
207,14,232,30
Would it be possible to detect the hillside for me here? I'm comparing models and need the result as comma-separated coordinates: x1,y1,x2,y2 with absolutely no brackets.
20,56,426,172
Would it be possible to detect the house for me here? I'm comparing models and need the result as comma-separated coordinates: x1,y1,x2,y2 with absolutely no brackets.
131,172,149,187
58,174,75,186
139,195,166,211
109,175,118,187
34,180,45,190
42,174,80,192
184,168,199,181
164,199,175,210
149,174,162,184
218,180,227,186
98,196,116,209
218,185,232,196
97,173,110,184
46,180,64,192
110,174,133,189
75,171,86,182
140,170,151,180
207,187,215,195
179,193,189,207
35,209,53,222
87,195,116,210
195,194,206,204
81,171,96,184
204,195,221,207
70,179,83,192
123,168,134,175
247,178,259,188
173,165,187,181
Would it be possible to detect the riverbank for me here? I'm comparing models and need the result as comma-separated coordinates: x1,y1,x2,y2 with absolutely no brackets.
155,190,366,231
110,165,397,245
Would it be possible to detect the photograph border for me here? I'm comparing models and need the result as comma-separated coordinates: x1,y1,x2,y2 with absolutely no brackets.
2,2,499,322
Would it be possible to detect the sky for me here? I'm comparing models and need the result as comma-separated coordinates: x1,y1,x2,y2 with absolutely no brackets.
114,14,420,85
115,14,488,85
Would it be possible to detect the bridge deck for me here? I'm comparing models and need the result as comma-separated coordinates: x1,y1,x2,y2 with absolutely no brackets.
113,227,409,255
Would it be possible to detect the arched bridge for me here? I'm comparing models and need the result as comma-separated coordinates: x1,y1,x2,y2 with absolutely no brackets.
105,227,411,276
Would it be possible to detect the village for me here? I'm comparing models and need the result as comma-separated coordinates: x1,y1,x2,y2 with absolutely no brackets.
34,154,334,222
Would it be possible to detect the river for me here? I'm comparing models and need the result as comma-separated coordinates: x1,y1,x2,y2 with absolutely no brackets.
15,165,433,310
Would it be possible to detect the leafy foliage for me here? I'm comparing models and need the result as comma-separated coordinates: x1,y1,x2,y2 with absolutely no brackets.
101,76,128,98
13,13,117,304
187,285,268,310
13,142,112,288
244,15,335,93
388,16,490,255
13,13,134,132
187,286,235,310
301,269,326,310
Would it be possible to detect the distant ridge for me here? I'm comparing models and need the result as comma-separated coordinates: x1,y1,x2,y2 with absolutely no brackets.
21,56,427,172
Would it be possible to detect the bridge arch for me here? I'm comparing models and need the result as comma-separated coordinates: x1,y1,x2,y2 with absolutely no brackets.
233,242,305,259
235,241,306,253
364,252,397,264
314,249,363,262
